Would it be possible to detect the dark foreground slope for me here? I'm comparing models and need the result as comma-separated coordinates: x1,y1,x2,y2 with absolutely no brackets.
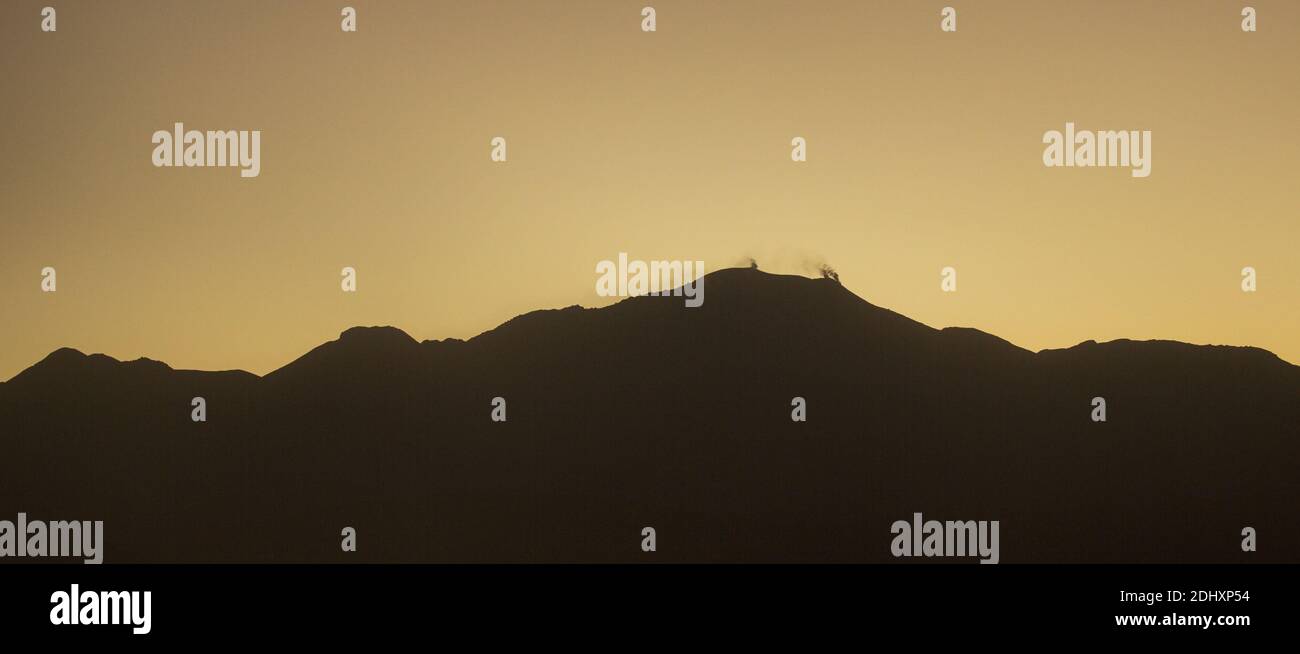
2,268,1296,562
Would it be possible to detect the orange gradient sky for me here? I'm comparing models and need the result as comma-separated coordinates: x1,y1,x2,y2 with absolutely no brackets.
2,0,1297,379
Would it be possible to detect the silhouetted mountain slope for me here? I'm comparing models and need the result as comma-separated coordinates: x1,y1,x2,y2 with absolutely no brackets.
1,267,1296,563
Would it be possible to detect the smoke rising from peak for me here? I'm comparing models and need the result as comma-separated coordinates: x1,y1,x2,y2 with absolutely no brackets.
733,253,839,282
801,257,840,283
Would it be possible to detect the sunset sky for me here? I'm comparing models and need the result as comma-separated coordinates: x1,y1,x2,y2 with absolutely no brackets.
2,0,1297,379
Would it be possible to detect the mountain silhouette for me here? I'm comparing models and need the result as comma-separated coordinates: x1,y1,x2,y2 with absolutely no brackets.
2,267,1296,563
